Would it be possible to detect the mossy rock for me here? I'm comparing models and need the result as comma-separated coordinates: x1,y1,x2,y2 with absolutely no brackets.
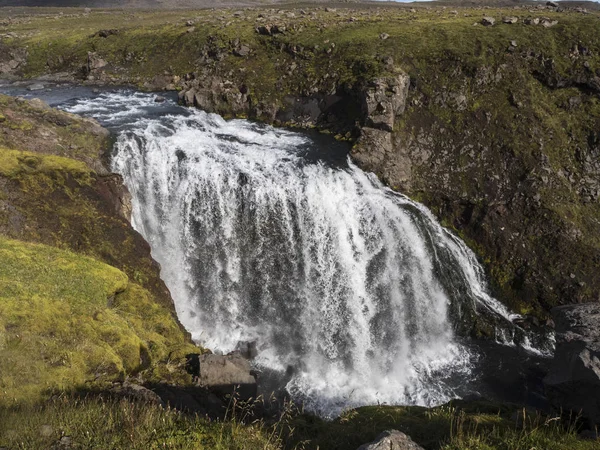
0,236,198,405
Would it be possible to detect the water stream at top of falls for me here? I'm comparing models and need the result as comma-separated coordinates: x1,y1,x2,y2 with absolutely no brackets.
13,87,552,417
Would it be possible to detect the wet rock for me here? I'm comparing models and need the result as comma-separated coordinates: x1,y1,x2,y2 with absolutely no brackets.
27,83,45,91
183,88,196,106
481,17,495,26
357,430,424,450
361,72,410,131
154,96,166,103
544,302,600,426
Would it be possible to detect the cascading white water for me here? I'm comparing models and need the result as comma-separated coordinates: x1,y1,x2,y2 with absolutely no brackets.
63,91,543,416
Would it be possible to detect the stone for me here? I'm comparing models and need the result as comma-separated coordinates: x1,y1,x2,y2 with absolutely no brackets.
233,44,251,57
525,17,540,25
56,436,72,448
502,17,518,24
352,127,394,172
357,430,424,450
255,24,284,36
361,72,410,131
481,17,495,26
95,29,118,38
547,1,559,7
154,96,166,103
87,52,107,72
186,27,195,33
188,353,257,399
27,83,45,91
183,88,196,106
541,19,558,28
110,382,165,406
379,33,390,40
544,302,600,426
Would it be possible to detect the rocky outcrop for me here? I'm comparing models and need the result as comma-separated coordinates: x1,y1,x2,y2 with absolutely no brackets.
353,72,411,182
357,430,424,450
0,43,27,76
361,73,410,132
544,302,600,426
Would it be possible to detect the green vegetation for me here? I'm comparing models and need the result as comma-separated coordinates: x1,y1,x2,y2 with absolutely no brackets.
0,396,280,449
0,236,197,405
286,401,597,450
1,396,595,450
0,146,92,183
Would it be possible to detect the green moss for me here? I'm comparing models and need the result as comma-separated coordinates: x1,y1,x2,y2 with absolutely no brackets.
0,236,197,405
0,147,93,184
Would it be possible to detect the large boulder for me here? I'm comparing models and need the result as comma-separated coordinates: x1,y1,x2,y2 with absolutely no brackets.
187,353,257,400
357,430,424,450
544,302,600,425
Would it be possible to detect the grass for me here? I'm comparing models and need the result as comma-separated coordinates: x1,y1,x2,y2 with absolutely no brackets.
1,396,596,450
0,236,198,406
285,402,598,450
0,395,280,450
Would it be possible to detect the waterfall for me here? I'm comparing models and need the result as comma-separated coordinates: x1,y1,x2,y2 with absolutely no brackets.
63,91,546,416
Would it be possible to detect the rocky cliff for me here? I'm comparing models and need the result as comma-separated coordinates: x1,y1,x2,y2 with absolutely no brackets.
2,4,598,322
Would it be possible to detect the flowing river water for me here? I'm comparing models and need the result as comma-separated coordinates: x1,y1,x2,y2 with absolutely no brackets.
0,84,554,416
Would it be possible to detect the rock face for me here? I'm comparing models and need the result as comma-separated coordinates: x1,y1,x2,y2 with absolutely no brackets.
544,303,600,425
357,430,424,450
361,73,410,132
0,43,27,75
